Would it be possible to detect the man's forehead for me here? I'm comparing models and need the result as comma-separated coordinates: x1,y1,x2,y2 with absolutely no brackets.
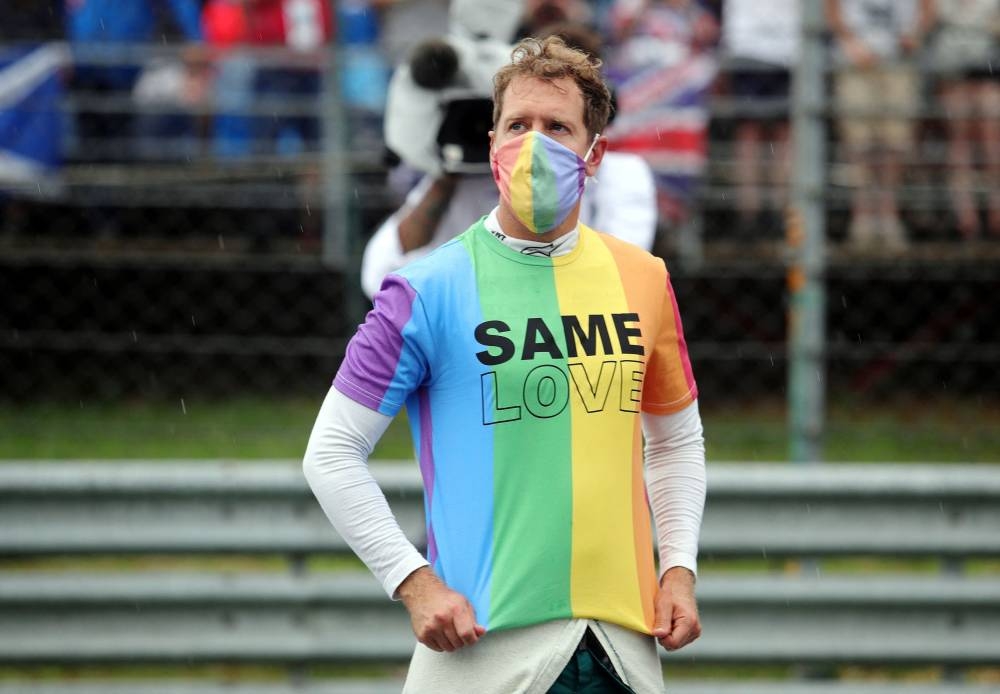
499,76,585,122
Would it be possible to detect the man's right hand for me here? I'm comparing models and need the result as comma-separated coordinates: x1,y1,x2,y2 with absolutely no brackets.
395,567,486,652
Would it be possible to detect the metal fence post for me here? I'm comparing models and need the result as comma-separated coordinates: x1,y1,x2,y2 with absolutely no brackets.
320,28,366,328
787,1,828,463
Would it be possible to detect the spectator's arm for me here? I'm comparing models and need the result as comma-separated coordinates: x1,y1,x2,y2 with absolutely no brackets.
824,0,876,67
901,0,937,52
397,174,458,253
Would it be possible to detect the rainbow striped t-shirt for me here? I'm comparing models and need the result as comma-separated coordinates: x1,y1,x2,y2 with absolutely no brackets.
334,219,697,635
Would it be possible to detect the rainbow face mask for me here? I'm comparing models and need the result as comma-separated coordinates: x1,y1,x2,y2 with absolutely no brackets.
491,131,598,235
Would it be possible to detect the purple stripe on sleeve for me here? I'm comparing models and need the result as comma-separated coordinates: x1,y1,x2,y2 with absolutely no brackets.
333,275,417,413
417,387,438,565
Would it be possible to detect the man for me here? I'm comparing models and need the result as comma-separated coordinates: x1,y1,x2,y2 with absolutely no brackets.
721,0,799,237
304,36,705,692
825,0,934,251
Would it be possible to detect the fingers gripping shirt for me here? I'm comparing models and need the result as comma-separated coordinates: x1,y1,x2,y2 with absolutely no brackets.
333,219,698,634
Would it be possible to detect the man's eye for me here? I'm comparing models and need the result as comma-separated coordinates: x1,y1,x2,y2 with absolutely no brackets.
510,122,525,131
550,123,567,133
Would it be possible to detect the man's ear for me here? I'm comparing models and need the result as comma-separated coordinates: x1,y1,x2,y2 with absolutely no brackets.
585,135,608,177
488,129,495,152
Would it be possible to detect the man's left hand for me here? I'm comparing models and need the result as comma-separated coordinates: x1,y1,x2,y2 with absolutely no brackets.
652,567,701,651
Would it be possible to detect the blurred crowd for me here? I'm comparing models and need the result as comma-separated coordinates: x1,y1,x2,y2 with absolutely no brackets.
1,0,998,245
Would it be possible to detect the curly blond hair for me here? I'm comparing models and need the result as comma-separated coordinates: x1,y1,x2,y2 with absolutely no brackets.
492,36,611,139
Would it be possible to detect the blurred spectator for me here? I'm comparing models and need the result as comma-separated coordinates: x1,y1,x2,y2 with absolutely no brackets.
202,0,256,157
825,0,934,252
604,0,719,228
131,45,213,159
256,0,334,156
721,0,799,237
928,0,1000,238
65,0,204,160
201,0,335,157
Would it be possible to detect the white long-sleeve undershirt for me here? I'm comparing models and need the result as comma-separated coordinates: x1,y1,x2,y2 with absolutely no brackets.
303,387,706,599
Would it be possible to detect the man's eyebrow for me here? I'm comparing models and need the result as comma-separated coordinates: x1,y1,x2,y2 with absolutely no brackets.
500,112,578,127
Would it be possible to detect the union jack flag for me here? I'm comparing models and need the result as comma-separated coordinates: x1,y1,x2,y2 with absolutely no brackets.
605,3,718,223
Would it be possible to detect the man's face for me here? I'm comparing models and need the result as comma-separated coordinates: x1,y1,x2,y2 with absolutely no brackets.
490,75,602,177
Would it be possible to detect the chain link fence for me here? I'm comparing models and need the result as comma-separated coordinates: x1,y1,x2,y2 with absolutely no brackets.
1,26,998,454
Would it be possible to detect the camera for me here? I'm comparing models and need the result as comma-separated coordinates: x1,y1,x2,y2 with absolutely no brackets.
384,34,510,175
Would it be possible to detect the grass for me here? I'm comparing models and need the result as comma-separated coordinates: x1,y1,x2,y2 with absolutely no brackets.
1,395,998,462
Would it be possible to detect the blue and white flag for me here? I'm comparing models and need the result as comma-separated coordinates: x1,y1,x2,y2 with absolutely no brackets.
0,44,69,190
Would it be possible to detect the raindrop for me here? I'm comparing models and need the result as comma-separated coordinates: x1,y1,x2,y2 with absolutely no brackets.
190,315,197,327
218,235,226,250
769,353,774,367
305,203,312,216
769,142,775,155
180,398,187,415
856,333,862,344
131,331,138,343
656,127,662,141
841,295,847,308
